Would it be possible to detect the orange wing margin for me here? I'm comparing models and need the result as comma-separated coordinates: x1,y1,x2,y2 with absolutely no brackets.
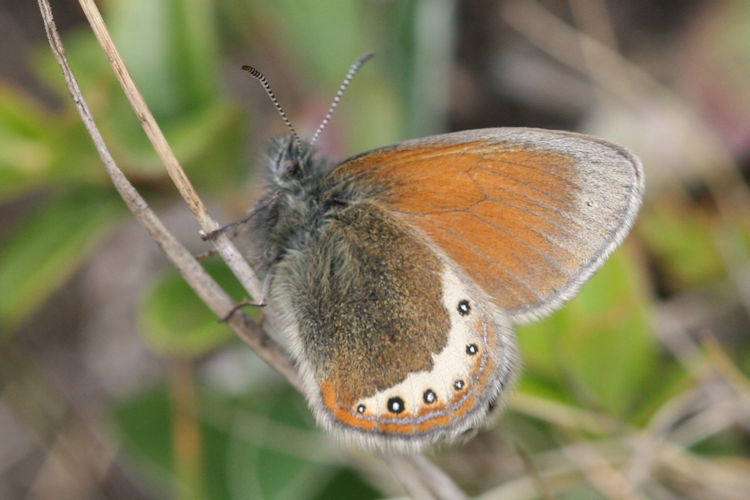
333,128,644,322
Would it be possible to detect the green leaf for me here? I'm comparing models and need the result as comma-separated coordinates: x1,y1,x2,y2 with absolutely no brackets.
216,383,380,500
94,99,245,187
32,0,240,186
638,203,725,292
518,250,656,418
0,191,124,333
111,385,175,491
113,382,380,499
138,259,259,358
165,102,245,190
45,115,113,188
0,85,56,200
31,25,113,102
108,0,220,118
241,0,370,87
312,470,380,500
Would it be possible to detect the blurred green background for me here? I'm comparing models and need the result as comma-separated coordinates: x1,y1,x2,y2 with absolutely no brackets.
2,0,750,498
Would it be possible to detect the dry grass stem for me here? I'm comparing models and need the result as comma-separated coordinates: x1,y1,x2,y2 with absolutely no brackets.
77,0,265,309
38,0,298,389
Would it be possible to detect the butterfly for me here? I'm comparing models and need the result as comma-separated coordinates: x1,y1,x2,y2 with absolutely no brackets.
216,53,644,452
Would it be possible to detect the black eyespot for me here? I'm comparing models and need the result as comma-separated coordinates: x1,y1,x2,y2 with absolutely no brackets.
586,200,593,207
466,343,478,355
387,397,405,414
454,380,465,390
423,389,437,404
457,300,471,316
356,404,366,414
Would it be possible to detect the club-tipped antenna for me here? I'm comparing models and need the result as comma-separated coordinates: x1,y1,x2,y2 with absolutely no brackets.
310,51,374,145
242,64,301,144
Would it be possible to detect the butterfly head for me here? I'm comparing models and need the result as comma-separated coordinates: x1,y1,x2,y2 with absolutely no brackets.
266,135,329,193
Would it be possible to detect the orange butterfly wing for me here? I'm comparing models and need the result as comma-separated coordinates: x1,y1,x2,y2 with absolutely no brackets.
333,128,644,322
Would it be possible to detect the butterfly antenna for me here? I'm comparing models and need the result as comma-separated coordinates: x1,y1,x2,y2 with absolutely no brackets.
242,64,301,144
310,51,374,145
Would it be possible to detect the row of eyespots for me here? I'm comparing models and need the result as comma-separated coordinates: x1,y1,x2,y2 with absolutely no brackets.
355,341,480,415
354,299,477,416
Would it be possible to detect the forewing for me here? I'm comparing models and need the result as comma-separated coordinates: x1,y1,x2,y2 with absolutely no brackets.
333,128,644,323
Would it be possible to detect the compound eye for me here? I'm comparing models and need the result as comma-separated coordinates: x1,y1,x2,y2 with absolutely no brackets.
280,159,299,178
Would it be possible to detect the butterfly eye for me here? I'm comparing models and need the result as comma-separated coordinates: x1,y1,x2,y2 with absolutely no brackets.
279,159,300,178
387,396,405,414
457,299,471,316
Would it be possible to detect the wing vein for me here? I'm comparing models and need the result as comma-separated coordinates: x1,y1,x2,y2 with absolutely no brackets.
417,218,544,303
463,211,573,279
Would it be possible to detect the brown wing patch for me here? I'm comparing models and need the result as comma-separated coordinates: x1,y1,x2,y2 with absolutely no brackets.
291,203,450,408
334,129,642,317
320,314,502,438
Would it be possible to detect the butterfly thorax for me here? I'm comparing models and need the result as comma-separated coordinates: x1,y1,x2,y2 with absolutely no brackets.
249,136,369,276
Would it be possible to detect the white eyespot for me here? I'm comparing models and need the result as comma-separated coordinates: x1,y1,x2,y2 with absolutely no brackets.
353,266,492,427
457,299,471,316
387,396,405,414
423,389,437,404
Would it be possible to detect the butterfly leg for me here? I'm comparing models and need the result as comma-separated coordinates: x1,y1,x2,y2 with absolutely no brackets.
201,191,282,241
259,268,274,304
219,299,265,322
218,268,274,322
194,248,217,261
200,216,248,241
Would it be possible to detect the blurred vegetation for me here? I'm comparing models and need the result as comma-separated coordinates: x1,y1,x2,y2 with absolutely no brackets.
2,0,750,499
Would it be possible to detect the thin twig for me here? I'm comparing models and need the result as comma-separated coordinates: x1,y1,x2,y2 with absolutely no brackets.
557,433,644,500
167,359,206,499
702,335,750,416
510,391,620,435
77,0,266,311
37,0,298,389
383,456,438,500
568,0,618,51
410,454,469,500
